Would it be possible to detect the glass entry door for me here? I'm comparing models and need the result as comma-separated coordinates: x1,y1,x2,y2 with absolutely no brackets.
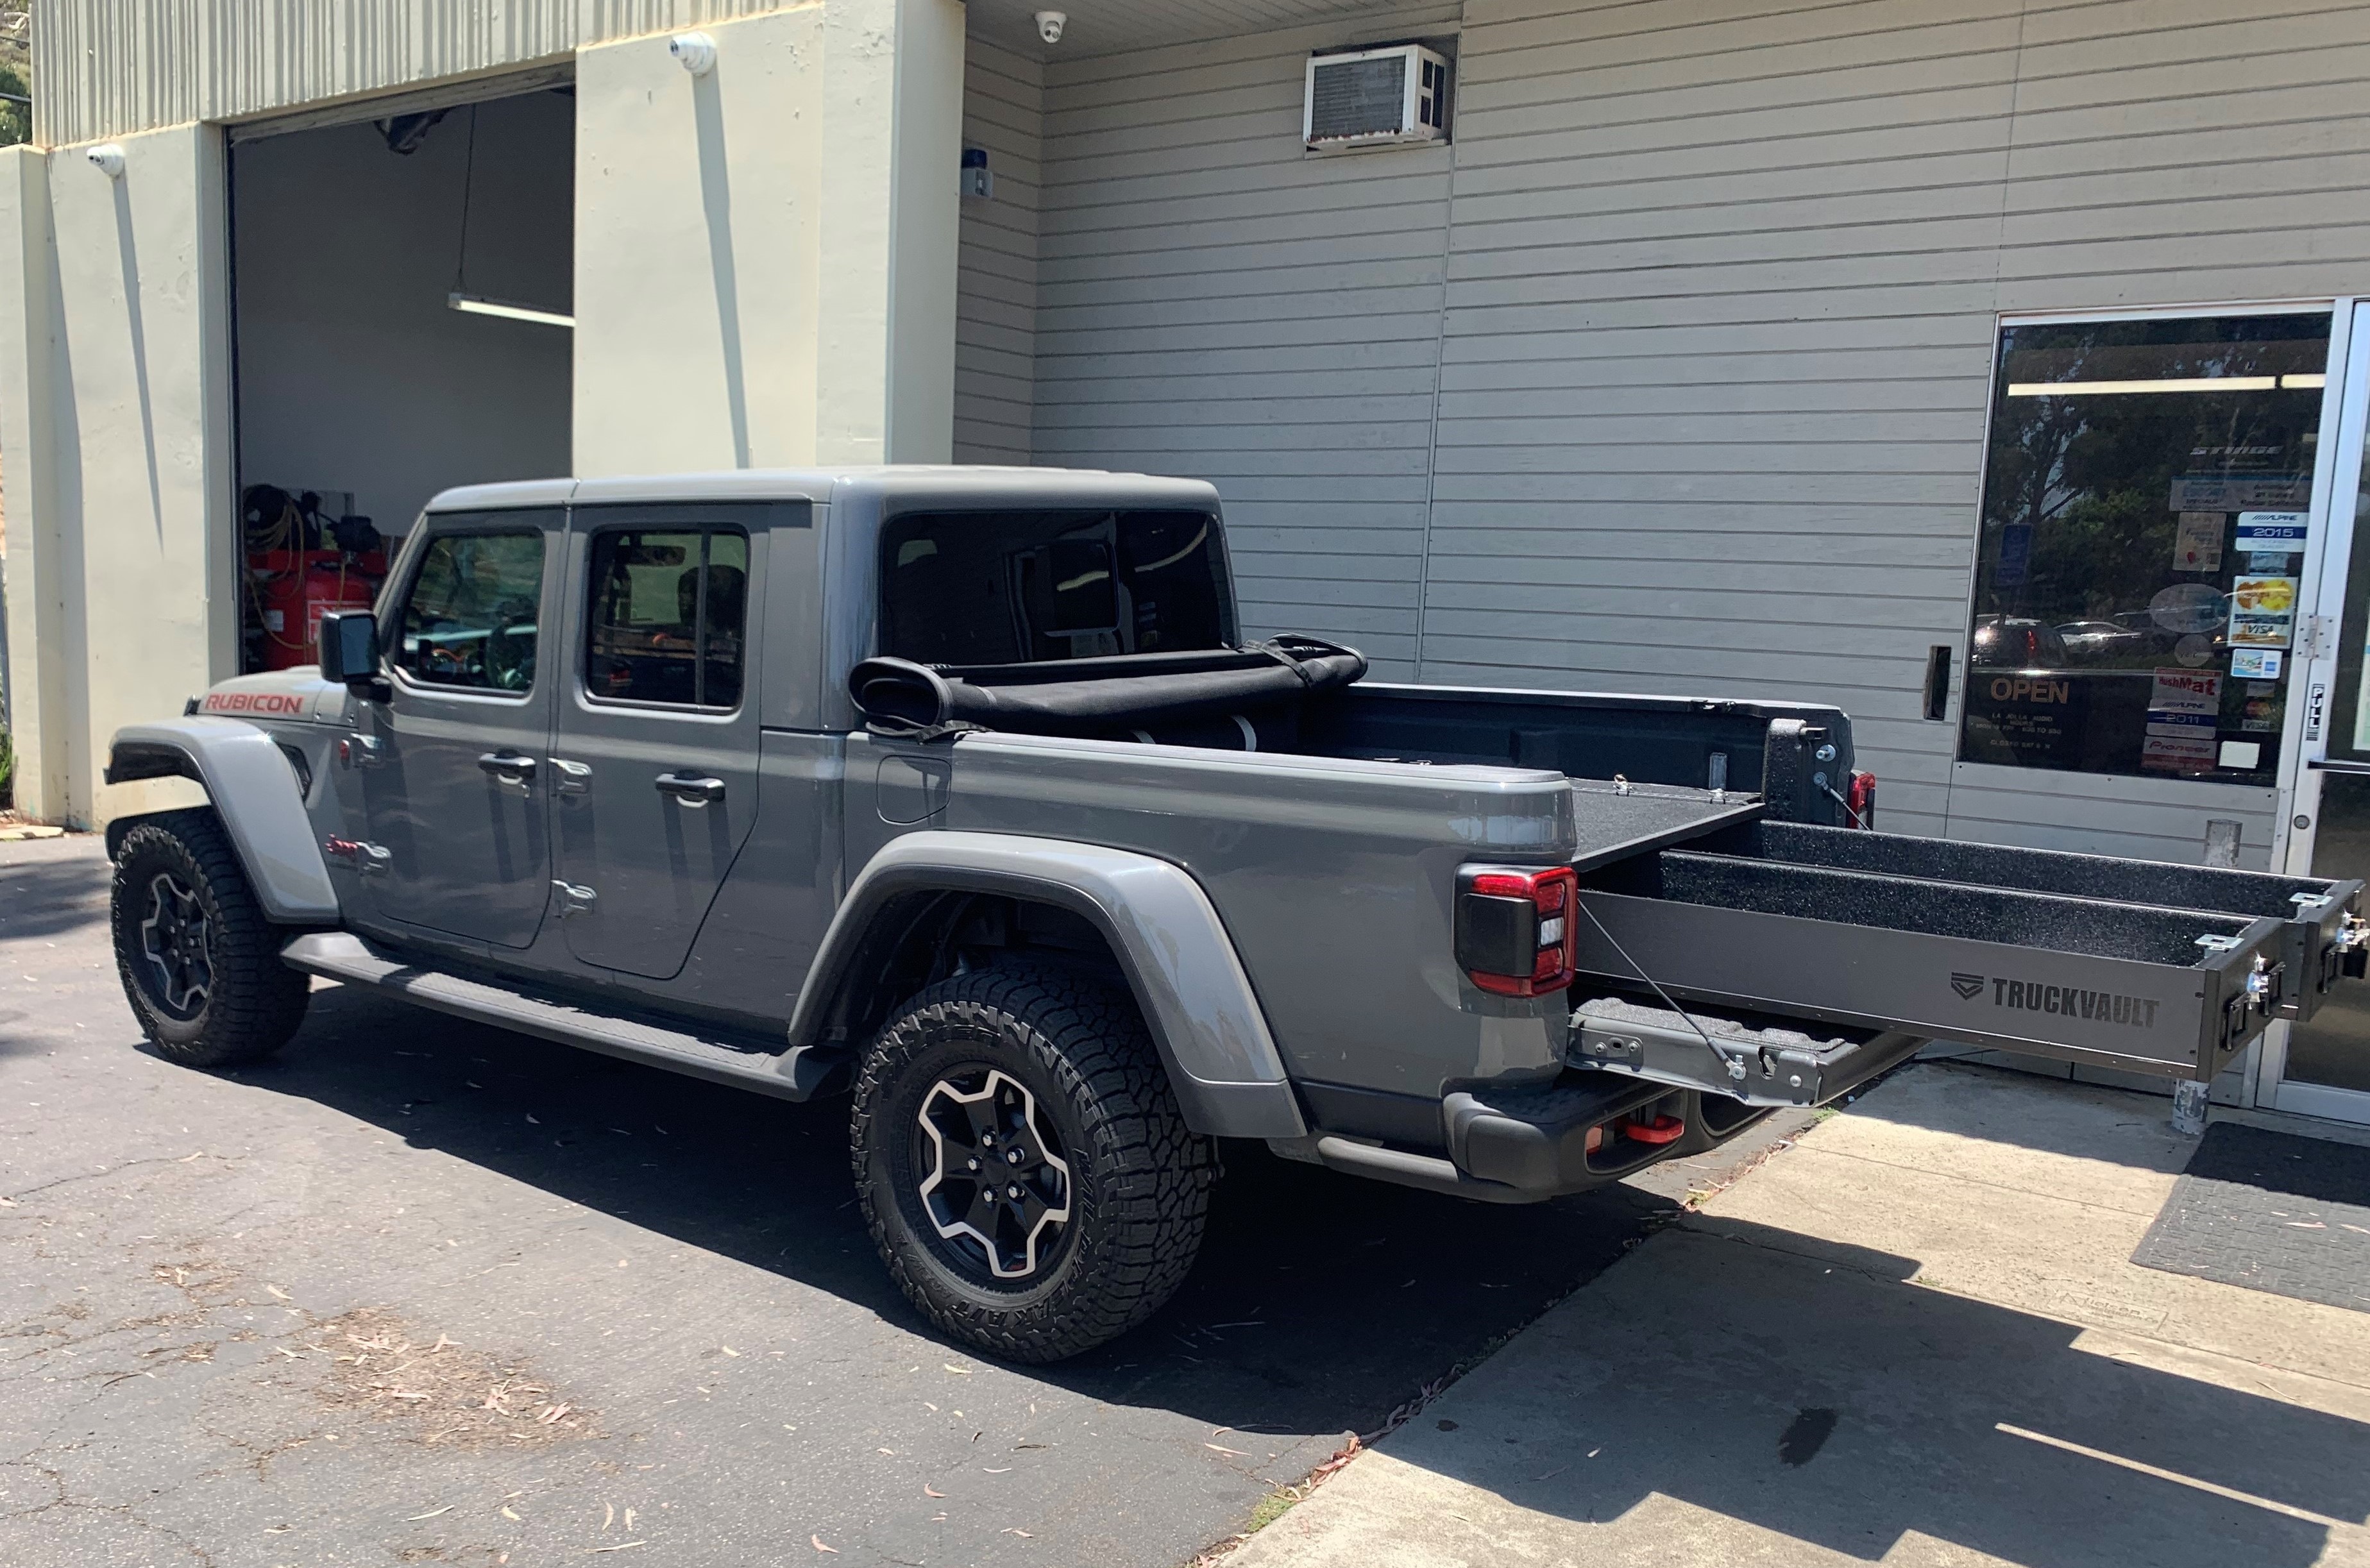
2273,298,2370,1121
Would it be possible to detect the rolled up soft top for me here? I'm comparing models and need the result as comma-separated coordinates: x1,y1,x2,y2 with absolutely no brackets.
849,636,1368,739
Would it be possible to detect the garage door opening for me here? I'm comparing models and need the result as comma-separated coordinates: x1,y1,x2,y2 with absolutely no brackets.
229,79,574,673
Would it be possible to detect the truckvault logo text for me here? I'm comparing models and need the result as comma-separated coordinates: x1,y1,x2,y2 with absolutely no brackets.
1950,972,2158,1028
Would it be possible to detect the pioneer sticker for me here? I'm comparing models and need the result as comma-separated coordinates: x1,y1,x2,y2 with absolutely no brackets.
1952,972,2159,1029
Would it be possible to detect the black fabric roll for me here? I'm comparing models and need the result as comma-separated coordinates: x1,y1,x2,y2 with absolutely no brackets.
849,637,1367,738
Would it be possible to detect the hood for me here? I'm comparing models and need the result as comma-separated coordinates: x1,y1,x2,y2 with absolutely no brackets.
192,667,355,725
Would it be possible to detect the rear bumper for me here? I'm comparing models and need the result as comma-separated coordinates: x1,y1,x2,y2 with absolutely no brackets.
1286,1073,1772,1204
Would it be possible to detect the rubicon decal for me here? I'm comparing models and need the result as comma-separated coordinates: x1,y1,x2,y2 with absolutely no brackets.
202,690,306,716
1953,973,2159,1029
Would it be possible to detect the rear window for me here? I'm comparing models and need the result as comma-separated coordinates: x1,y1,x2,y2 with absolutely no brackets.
879,509,1232,666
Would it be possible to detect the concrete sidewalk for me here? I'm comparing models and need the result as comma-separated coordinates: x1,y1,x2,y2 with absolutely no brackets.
1230,1063,2370,1568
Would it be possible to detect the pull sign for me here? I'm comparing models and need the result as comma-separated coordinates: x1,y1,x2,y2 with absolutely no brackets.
2308,680,2328,743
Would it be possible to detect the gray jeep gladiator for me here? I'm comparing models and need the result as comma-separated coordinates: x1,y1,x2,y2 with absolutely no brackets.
103,468,2370,1361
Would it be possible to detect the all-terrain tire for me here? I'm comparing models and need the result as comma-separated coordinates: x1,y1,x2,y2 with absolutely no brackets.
851,963,1216,1363
110,810,309,1068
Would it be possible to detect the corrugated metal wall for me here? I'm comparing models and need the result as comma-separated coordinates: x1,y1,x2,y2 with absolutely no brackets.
35,0,808,146
1028,0,2370,859
952,36,1042,464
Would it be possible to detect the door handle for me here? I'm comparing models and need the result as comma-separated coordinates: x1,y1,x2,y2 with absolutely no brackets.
655,772,725,807
477,752,538,792
551,757,593,795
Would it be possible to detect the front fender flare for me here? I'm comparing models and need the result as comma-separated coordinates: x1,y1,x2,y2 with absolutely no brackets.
105,718,341,923
790,830,1306,1141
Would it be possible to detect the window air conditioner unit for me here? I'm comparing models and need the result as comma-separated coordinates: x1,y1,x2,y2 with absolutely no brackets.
1303,44,1450,151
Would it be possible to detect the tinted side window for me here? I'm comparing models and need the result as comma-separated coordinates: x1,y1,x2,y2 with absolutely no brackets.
394,530,545,693
585,527,749,708
879,509,1231,666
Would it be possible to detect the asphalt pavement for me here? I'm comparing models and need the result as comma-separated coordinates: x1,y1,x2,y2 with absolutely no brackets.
0,833,1791,1567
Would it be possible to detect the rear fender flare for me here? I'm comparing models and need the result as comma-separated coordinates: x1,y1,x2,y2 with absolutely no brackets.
790,830,1306,1140
104,719,342,923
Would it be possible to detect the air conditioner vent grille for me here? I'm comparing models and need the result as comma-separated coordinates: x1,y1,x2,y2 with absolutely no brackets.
1310,54,1409,141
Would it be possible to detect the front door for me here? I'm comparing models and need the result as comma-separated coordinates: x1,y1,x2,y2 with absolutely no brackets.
548,507,764,979
353,509,563,948
2274,297,2370,1124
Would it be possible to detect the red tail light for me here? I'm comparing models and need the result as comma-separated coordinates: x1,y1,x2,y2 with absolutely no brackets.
1845,769,1877,830
1455,864,1579,998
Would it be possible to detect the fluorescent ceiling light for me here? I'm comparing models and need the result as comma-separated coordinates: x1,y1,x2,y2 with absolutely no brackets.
2282,373,2326,389
448,291,573,329
2006,376,2277,397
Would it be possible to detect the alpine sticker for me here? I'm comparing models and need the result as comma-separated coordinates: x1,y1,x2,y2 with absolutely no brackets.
1952,972,2160,1029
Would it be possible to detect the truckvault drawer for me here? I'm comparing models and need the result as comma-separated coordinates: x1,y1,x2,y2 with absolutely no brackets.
1570,823,2366,1083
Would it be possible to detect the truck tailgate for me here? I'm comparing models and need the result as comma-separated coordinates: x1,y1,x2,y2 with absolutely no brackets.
1570,821,2365,1088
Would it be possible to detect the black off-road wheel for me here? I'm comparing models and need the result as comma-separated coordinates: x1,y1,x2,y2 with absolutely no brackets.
851,964,1216,1363
110,811,309,1068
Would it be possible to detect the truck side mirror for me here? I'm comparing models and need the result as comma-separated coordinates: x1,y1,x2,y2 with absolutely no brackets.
319,610,381,687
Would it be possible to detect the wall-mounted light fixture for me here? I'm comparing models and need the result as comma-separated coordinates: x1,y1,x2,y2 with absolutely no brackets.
87,143,124,178
448,291,575,329
670,31,717,75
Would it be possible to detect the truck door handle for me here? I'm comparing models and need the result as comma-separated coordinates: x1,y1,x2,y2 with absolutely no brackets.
477,752,538,789
655,772,725,807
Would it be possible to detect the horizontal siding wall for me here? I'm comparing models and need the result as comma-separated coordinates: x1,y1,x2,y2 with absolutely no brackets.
954,37,1043,464
1435,0,2030,841
36,0,813,145
1033,5,1463,677
1026,0,2370,864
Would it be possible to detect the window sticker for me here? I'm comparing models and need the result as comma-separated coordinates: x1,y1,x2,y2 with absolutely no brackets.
2234,510,2308,554
2142,711,2219,771
2169,475,2312,511
2147,668,2222,714
2230,648,2284,679
2228,575,2300,648
2172,512,2225,573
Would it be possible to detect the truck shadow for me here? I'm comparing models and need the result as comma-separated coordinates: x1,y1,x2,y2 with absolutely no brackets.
0,841,114,944
1380,1218,2370,1568
232,979,1671,1441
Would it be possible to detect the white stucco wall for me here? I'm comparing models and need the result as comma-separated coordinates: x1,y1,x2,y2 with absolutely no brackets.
573,0,962,473
1,124,234,826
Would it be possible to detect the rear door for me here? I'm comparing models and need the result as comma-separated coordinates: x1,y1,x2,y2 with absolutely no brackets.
548,504,765,979
352,509,563,947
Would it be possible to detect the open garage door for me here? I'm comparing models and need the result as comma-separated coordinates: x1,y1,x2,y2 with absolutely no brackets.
228,75,573,673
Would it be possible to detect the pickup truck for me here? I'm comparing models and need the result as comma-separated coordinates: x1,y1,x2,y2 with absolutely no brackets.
102,468,2370,1362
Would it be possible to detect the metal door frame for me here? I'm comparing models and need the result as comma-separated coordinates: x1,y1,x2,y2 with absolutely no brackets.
2262,296,2370,1123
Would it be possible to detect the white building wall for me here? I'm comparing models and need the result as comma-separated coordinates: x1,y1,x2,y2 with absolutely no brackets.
952,35,1042,464
3,124,235,825
1032,4,1461,677
1022,0,2370,864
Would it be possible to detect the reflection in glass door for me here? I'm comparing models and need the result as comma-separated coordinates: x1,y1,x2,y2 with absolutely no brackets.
2276,298,2370,1120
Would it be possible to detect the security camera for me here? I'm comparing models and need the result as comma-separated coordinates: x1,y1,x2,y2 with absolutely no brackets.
1035,10,1066,44
670,31,716,76
87,143,124,178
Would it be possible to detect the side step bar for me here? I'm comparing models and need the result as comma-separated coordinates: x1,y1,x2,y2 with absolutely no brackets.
282,932,840,1101
1569,995,1926,1108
